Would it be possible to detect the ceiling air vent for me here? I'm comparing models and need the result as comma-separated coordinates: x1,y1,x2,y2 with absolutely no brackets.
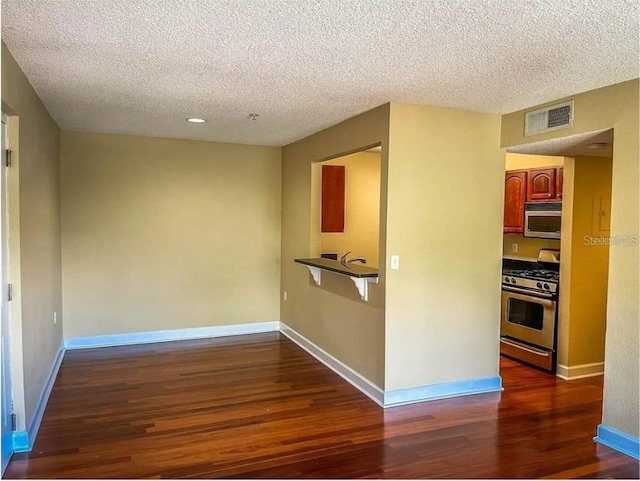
524,101,574,136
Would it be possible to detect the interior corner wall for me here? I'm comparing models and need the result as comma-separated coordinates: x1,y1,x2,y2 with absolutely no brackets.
384,102,504,391
60,131,282,338
1,42,63,432
501,79,640,439
280,104,390,389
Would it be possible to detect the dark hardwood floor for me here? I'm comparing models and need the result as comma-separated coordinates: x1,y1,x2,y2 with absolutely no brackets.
5,332,638,479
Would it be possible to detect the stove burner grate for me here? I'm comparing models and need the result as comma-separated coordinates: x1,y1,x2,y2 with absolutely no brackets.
502,268,559,282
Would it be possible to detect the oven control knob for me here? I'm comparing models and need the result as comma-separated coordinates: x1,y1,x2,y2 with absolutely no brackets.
544,283,549,290
511,278,516,284
536,282,542,289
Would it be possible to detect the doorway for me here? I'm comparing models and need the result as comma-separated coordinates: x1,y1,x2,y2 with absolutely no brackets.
499,129,613,380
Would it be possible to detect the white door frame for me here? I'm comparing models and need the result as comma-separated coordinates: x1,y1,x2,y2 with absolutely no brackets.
1,112,14,474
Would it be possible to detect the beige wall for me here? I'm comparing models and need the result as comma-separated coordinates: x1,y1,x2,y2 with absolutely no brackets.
318,152,381,267
1,43,62,432
61,131,281,338
384,103,504,391
501,79,639,438
503,235,561,259
281,104,389,388
502,153,564,258
504,153,564,170
558,156,612,368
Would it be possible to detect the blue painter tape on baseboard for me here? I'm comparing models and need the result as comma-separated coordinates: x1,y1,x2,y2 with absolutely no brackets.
384,375,503,407
65,322,280,350
12,431,30,453
594,424,640,460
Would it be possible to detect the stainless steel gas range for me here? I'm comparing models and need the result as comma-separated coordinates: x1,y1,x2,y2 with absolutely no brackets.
500,249,560,372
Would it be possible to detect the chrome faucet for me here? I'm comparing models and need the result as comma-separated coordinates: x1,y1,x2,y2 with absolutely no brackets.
347,257,367,265
340,251,367,267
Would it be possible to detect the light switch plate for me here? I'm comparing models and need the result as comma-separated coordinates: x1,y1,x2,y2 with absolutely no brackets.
391,255,400,270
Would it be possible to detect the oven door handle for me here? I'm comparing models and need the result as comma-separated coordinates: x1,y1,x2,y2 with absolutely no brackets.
500,338,551,356
502,285,555,299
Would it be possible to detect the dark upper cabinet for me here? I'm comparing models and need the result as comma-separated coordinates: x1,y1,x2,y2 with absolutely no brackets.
504,170,528,234
504,166,563,234
555,167,564,200
527,168,557,201
321,165,345,233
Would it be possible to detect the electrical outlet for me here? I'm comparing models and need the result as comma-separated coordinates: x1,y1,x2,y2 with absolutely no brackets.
512,243,518,253
53,311,57,324
391,255,400,270
283,291,287,301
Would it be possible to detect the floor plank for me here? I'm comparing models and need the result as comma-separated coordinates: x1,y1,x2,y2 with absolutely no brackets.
5,332,638,479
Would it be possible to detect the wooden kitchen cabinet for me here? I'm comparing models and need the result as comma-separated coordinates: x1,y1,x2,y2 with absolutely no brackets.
321,165,345,233
555,167,563,199
527,167,556,201
504,170,527,233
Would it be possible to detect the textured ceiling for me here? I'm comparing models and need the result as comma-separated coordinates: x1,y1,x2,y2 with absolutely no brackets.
508,129,614,158
2,0,638,146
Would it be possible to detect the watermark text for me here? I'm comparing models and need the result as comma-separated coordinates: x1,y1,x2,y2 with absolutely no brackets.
583,235,638,246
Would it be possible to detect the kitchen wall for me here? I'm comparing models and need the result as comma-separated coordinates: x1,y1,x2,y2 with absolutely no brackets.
558,156,612,371
317,151,381,268
501,79,639,439
384,103,504,391
503,235,561,259
502,153,563,258
1,43,63,435
281,104,389,388
61,131,281,338
504,153,564,170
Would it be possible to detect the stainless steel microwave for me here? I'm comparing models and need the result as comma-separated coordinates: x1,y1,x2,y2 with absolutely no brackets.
524,202,562,239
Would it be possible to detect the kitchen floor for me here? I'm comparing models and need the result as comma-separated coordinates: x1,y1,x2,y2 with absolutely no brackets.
5,333,637,479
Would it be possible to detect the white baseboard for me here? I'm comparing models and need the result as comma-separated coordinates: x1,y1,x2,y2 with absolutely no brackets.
279,323,385,406
64,321,280,350
279,323,503,408
556,362,604,380
42,321,502,442
14,340,66,453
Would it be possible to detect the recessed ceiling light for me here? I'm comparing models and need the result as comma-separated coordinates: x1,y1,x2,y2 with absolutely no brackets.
186,117,206,124
587,142,608,149
248,113,260,121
